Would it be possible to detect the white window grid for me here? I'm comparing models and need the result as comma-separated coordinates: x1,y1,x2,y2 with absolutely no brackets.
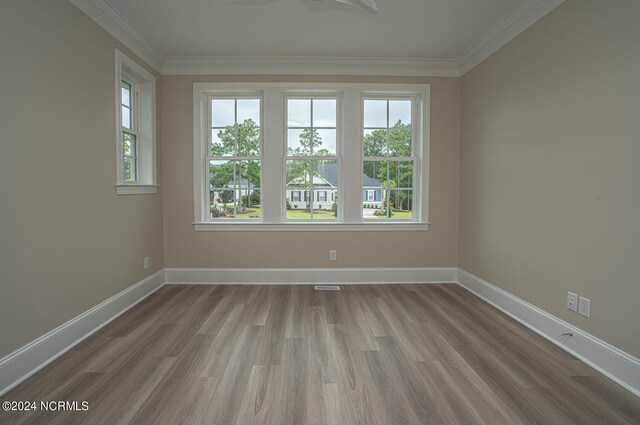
362,96,418,221
284,95,340,221
207,95,263,220
121,80,138,182
192,83,429,230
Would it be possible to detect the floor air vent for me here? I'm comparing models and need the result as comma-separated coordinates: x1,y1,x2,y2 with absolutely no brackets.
314,285,340,291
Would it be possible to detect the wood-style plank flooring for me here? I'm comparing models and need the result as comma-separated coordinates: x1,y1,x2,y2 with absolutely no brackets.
1,284,639,424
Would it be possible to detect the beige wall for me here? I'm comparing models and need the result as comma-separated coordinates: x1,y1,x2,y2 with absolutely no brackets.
0,0,164,357
459,0,640,357
161,75,460,268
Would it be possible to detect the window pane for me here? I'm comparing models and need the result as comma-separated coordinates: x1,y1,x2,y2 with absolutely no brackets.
388,190,413,219
209,160,260,220
123,156,136,182
121,84,130,107
363,188,413,220
288,99,311,127
239,160,261,189
315,129,336,156
237,189,260,219
389,161,414,188
287,128,310,155
363,129,387,157
312,99,336,127
315,159,337,191
364,99,387,128
210,189,235,218
236,126,260,156
211,129,233,156
363,160,386,183
210,160,237,219
209,160,234,189
123,132,136,157
388,127,412,156
389,100,412,127
211,99,235,127
122,105,131,129
236,98,260,126
286,159,338,219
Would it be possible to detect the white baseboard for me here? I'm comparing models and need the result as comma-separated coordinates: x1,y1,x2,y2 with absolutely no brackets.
0,269,166,396
457,268,640,398
3,266,637,400
164,267,457,285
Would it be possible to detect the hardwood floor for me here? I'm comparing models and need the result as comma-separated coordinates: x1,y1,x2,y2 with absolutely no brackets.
1,284,638,424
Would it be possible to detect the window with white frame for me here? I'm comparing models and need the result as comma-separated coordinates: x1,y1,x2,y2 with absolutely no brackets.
363,98,415,219
193,83,429,230
115,50,157,194
120,81,137,182
208,97,262,219
285,97,338,220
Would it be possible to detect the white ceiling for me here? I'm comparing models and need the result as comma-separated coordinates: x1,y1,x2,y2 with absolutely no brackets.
102,0,522,59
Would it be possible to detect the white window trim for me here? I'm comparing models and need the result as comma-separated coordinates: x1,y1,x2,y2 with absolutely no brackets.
193,82,430,232
115,49,157,195
283,94,342,222
207,95,263,220
361,95,419,222
367,190,375,202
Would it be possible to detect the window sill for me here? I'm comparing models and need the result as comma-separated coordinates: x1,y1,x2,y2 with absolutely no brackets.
193,222,430,232
116,184,158,195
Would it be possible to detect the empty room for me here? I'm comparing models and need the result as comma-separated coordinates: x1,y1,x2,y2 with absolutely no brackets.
1,0,640,423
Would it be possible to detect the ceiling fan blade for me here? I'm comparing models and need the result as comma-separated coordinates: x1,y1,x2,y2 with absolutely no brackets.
333,0,378,14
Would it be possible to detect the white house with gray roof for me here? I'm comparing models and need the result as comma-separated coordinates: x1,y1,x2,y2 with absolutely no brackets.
286,163,383,210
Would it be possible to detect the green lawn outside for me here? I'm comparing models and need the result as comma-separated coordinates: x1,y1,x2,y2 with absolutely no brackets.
286,209,336,219
219,205,412,219
389,210,413,219
233,205,261,218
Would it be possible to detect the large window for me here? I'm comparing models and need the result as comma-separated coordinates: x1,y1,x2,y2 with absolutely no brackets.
286,98,338,220
363,98,415,220
193,83,429,231
115,50,157,195
208,98,262,219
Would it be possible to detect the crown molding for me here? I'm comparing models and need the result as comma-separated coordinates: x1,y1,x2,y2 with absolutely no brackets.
458,0,565,75
162,56,461,77
68,0,563,77
68,0,164,72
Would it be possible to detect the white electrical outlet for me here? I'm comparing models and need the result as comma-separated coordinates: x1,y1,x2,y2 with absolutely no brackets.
329,249,337,261
144,256,150,270
567,291,578,312
578,297,591,318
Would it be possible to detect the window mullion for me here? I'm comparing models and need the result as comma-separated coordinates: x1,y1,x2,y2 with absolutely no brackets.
342,88,362,223
261,89,283,224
